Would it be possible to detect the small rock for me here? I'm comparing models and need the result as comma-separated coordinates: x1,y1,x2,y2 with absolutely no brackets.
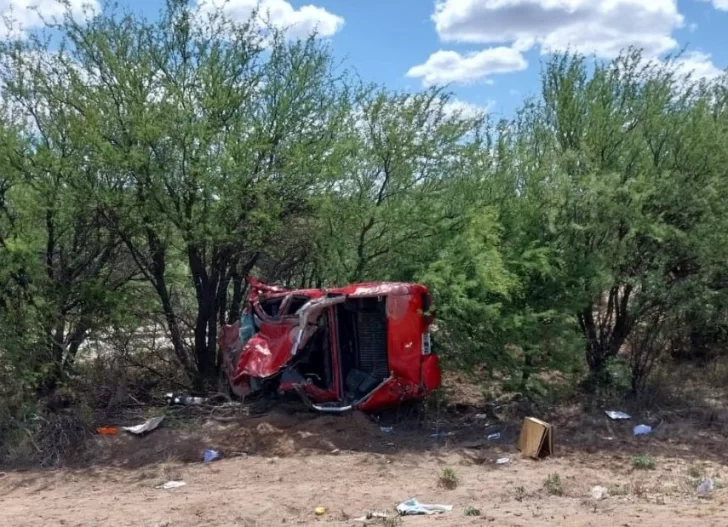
697,479,714,497
591,486,608,500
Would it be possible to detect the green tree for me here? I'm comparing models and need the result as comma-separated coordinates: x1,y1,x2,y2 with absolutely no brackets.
2,0,356,387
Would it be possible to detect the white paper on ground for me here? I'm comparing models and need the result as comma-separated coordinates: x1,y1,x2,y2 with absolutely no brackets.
605,411,631,420
155,480,185,490
396,499,452,515
123,416,165,435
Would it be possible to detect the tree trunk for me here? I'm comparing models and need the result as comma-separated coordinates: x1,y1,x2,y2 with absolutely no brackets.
578,284,634,389
227,255,258,323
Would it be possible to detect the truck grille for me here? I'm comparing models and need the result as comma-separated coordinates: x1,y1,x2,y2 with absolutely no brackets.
356,310,389,380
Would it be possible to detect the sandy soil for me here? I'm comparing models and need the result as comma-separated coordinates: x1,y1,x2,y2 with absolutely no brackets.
3,404,728,527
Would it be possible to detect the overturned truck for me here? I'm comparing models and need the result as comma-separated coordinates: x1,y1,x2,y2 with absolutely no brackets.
218,277,441,412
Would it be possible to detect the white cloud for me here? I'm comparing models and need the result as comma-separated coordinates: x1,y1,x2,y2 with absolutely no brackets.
670,51,724,81
0,0,97,39
407,46,527,86
702,0,728,10
197,0,344,39
432,0,684,58
442,98,493,119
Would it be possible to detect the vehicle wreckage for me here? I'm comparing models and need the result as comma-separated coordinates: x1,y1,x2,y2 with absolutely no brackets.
218,277,441,412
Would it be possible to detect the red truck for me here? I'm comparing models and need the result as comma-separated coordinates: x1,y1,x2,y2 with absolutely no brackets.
218,277,441,412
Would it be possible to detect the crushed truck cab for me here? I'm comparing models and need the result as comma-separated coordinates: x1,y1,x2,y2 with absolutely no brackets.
218,277,441,412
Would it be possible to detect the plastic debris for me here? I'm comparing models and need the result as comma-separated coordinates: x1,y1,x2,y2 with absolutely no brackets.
155,480,186,490
315,506,326,516
354,512,390,522
605,411,631,420
379,426,393,434
123,416,164,435
474,414,489,420
487,432,501,440
396,498,452,515
96,427,118,435
633,424,652,436
496,457,510,465
697,479,715,497
203,449,221,464
430,431,454,439
591,486,607,500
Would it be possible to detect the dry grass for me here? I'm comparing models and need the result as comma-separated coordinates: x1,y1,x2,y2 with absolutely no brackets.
688,463,705,479
438,467,459,490
544,473,563,496
514,485,526,501
608,483,629,496
632,454,657,470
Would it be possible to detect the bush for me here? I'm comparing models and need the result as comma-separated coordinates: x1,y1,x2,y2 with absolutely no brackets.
544,473,563,496
632,454,657,470
438,467,459,490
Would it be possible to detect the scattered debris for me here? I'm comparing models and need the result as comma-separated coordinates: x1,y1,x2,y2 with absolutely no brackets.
380,426,393,434
518,417,554,459
591,486,608,500
123,416,164,436
487,432,500,441
464,506,481,517
396,499,452,515
430,431,454,439
96,426,118,435
155,480,186,490
496,457,510,465
697,479,715,498
315,506,326,516
165,393,206,406
633,424,652,436
605,411,631,420
474,414,488,420
353,512,390,522
330,448,340,455
203,449,221,464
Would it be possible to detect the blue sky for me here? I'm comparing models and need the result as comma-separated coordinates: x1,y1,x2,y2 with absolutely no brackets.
4,0,727,118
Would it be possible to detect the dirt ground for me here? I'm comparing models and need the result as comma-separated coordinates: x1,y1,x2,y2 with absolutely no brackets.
3,447,728,527
3,393,728,527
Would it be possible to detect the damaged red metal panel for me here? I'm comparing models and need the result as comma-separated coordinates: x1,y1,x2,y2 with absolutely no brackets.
385,293,423,386
357,376,421,412
232,325,294,381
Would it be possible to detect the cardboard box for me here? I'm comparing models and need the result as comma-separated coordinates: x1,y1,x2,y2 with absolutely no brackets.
517,417,554,459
